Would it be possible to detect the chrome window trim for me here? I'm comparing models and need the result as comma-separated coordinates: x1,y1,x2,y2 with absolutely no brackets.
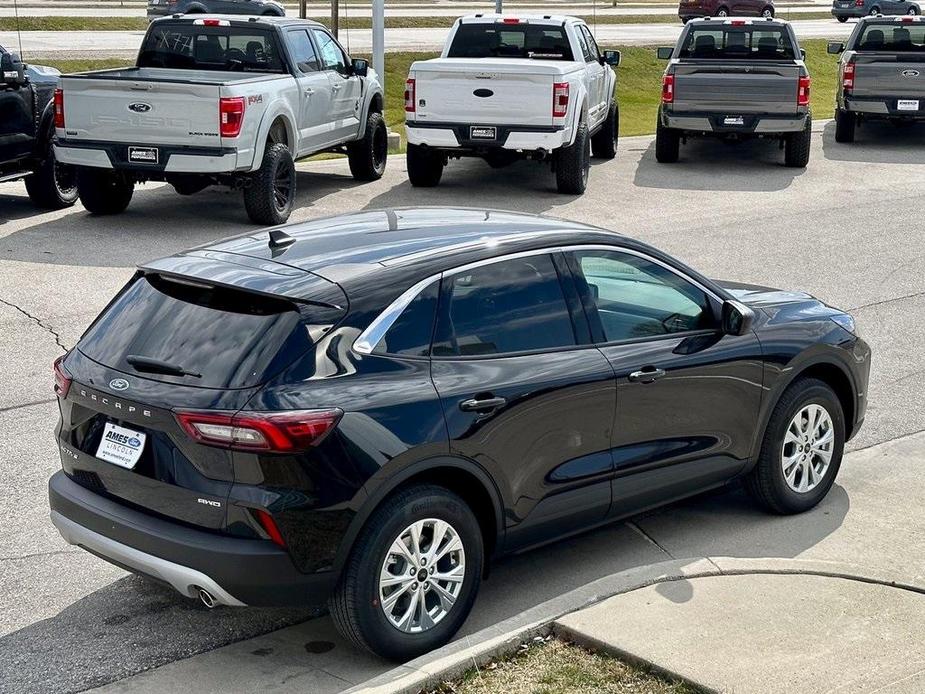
351,242,725,357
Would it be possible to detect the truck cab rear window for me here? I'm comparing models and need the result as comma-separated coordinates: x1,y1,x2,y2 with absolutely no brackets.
856,24,925,52
447,24,574,60
138,25,286,73
679,28,797,60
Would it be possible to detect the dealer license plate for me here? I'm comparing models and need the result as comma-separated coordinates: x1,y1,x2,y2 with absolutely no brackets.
129,146,159,164
723,116,745,126
470,126,497,140
898,100,920,111
95,422,146,469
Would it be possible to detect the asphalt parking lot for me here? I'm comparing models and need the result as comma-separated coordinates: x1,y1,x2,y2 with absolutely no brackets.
1,122,924,693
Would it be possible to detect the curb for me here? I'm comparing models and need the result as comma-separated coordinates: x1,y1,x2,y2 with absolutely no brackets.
346,556,925,694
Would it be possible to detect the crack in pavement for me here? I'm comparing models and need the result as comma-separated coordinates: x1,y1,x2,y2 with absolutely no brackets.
0,548,81,562
0,297,68,353
0,398,57,414
626,521,675,560
849,289,925,313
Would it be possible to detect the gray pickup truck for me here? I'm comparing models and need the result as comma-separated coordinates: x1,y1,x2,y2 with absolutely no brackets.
829,16,925,142
655,18,812,167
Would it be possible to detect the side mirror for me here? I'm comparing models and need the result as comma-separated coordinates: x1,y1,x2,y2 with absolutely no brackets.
656,46,674,60
1,52,26,86
351,58,369,77
722,300,755,337
800,48,807,60
827,41,845,54
602,49,621,67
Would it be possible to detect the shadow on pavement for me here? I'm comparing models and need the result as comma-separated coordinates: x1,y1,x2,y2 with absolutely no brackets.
633,138,807,192
821,119,925,163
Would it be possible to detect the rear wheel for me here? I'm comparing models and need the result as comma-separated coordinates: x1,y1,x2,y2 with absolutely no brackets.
591,100,619,160
556,120,590,194
869,5,880,14
406,143,444,187
655,116,680,163
834,108,856,143
908,5,919,14
716,6,729,16
76,168,133,215
837,15,849,22
784,116,812,168
25,149,78,210
347,110,388,181
761,6,775,17
243,142,295,226
329,485,484,661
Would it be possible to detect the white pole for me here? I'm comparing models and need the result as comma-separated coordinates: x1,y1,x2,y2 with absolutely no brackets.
372,0,385,92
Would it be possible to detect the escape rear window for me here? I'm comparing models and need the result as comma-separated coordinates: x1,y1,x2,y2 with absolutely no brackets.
854,24,925,51
77,275,321,389
447,23,575,60
678,27,798,60
138,25,286,72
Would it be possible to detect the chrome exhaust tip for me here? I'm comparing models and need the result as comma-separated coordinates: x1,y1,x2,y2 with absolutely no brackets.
197,587,217,609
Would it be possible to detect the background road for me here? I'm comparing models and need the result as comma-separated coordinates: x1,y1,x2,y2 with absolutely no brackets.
0,123,923,692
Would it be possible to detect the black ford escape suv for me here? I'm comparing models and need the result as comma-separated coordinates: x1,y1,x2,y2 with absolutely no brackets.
49,208,870,660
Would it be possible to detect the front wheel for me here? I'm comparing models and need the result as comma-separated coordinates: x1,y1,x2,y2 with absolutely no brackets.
761,6,774,18
25,150,78,210
908,5,919,14
330,485,484,661
837,15,849,22
555,120,590,194
746,378,845,514
869,5,881,14
591,100,619,160
347,110,388,181
76,168,133,215
243,142,295,226
784,117,812,168
716,6,729,16
834,108,856,143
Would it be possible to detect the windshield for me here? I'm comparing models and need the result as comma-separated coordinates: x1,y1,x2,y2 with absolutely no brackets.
447,23,574,60
138,24,286,72
678,27,798,60
855,23,925,51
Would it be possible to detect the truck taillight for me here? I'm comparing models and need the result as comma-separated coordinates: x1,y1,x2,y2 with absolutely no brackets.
842,62,855,94
219,96,245,138
661,74,675,104
53,88,65,129
552,82,569,118
404,78,416,113
175,409,343,453
797,76,811,106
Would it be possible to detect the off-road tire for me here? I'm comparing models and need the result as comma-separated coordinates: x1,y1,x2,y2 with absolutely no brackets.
329,484,484,661
591,100,619,160
745,378,845,515
556,120,590,194
348,110,388,181
76,168,133,215
243,142,295,226
655,117,681,163
784,116,812,168
406,143,444,187
25,148,78,210
834,108,856,143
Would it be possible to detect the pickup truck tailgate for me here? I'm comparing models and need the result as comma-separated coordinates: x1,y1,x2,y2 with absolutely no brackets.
673,63,801,114
851,56,925,99
412,59,569,127
60,68,223,147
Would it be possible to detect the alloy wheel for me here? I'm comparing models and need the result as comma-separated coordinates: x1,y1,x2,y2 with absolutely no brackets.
55,162,77,197
273,163,293,212
781,404,834,493
378,518,465,634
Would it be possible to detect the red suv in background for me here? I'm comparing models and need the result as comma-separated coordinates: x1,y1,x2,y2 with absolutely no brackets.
679,0,775,21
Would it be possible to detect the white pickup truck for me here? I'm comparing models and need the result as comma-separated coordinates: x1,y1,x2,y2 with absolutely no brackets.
404,15,621,194
54,16,386,225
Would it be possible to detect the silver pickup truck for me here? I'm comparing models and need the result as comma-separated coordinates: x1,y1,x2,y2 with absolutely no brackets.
54,16,386,224
829,16,925,143
655,18,812,167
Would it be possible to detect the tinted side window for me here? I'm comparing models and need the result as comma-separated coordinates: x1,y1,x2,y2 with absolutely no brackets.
571,251,714,342
312,28,349,74
580,26,599,62
575,27,594,63
432,255,576,357
286,29,319,73
373,282,438,357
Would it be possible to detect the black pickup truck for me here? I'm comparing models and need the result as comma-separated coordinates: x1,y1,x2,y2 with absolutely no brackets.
0,46,77,208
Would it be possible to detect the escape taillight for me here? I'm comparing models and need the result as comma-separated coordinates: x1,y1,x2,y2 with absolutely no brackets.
404,78,416,113
174,408,342,453
219,97,246,138
53,88,65,129
53,355,71,398
552,82,569,118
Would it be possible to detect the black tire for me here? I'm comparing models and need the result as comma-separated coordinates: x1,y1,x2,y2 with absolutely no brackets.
745,378,845,515
784,116,812,168
76,168,133,215
591,100,619,160
681,16,692,23
655,115,680,163
909,5,919,14
25,149,78,210
869,5,880,14
834,108,856,143
329,484,484,661
243,142,295,226
837,15,848,22
716,6,729,16
761,6,775,18
406,143,444,187
347,110,388,181
556,120,590,194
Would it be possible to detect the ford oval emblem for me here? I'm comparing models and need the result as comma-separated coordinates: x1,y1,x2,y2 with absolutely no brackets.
473,89,494,98
902,69,920,78
128,102,152,113
109,378,130,391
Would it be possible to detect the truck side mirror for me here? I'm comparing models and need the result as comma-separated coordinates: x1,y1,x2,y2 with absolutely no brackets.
827,42,845,54
602,50,621,67
1,52,27,86
801,48,806,60
351,58,369,77
656,47,674,60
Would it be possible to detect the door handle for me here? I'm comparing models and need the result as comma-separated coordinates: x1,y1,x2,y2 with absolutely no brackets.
628,367,666,384
332,84,342,92
459,396,507,413
304,87,315,95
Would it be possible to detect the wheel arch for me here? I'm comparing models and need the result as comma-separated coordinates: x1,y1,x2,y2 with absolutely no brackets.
356,85,385,137
252,107,297,170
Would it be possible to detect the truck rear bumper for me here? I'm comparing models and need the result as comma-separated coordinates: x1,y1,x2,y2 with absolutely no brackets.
661,111,809,134
54,139,240,174
406,121,570,151
845,97,925,117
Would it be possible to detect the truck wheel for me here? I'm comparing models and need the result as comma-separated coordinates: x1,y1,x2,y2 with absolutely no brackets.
591,100,619,160
834,109,856,143
784,117,812,168
243,142,296,226
556,120,590,194
348,111,388,182
406,143,444,187
655,118,680,163
77,168,133,215
25,151,78,210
